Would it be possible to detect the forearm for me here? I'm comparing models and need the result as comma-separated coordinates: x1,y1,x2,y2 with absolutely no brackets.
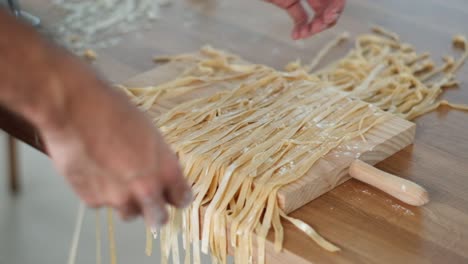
0,8,111,133
0,9,191,226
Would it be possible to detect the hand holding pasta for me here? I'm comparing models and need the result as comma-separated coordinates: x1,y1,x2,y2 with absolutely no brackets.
0,9,192,228
40,73,193,225
265,0,346,39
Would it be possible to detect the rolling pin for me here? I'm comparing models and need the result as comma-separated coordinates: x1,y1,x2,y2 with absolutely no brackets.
349,160,429,206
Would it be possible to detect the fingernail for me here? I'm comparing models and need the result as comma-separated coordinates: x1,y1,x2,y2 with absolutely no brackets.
292,30,299,40
182,190,193,207
149,203,168,228
325,12,339,24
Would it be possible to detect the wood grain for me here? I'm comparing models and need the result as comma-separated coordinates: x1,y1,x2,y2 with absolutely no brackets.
7,0,468,263
278,116,416,213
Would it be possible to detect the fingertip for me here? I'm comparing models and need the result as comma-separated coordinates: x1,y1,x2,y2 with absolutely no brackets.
324,12,339,25
309,19,327,35
299,26,309,39
153,203,169,226
163,181,193,208
312,22,323,34
292,29,299,40
129,177,169,227
143,200,169,229
291,33,298,40
159,157,192,208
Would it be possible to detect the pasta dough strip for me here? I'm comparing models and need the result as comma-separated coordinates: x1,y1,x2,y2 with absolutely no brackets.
67,202,85,264
96,210,102,264
145,227,153,256
107,208,117,264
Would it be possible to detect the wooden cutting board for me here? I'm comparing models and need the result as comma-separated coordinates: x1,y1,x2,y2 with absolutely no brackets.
122,53,416,214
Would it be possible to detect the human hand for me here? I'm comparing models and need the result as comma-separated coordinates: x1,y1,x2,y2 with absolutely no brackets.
265,0,345,39
40,66,192,228
0,8,191,229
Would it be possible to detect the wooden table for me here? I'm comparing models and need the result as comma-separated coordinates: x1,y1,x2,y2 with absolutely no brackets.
4,0,468,263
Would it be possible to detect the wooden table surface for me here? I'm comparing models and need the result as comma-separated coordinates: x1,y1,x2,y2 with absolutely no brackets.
6,0,468,263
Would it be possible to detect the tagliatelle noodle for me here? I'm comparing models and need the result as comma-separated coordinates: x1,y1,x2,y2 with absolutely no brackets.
107,209,117,264
67,203,85,264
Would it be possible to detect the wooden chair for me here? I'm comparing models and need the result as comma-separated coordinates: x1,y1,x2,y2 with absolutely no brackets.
7,136,19,193
4,0,40,194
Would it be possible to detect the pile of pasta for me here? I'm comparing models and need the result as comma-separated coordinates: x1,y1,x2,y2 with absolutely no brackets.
288,27,468,120
68,28,468,264
125,49,380,264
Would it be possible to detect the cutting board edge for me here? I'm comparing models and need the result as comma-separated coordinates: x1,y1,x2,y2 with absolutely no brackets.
277,117,416,214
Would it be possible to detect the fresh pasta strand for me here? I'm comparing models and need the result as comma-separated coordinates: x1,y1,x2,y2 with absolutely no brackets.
371,25,400,41
304,31,350,72
280,211,340,252
145,227,153,256
107,208,117,264
67,202,85,264
96,210,102,264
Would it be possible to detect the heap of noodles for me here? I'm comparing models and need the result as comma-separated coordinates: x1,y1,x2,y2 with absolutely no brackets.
287,27,468,119
67,28,468,264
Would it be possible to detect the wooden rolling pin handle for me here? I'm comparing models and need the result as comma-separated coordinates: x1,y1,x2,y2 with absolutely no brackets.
349,160,429,206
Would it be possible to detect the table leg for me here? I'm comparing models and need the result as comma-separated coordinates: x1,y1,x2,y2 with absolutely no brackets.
8,135,19,194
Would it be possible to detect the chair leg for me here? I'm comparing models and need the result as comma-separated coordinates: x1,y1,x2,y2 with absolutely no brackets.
8,135,20,194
